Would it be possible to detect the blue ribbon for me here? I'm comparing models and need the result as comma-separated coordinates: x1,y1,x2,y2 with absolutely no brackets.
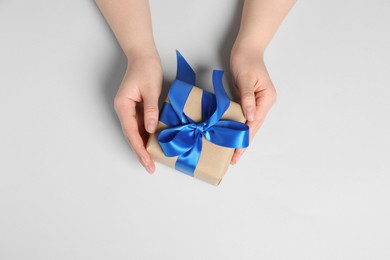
158,51,249,176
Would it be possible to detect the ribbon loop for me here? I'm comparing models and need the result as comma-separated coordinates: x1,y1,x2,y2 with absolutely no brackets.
158,51,249,176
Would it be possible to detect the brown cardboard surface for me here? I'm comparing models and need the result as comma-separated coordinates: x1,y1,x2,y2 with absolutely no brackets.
146,86,246,185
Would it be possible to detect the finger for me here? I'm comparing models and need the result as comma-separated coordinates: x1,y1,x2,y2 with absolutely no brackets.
247,88,276,141
231,148,246,165
230,110,266,165
142,88,160,134
114,97,156,174
235,73,257,122
231,87,276,165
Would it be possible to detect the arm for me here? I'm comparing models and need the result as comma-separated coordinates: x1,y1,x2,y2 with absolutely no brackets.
230,0,296,164
95,0,162,173
95,0,158,58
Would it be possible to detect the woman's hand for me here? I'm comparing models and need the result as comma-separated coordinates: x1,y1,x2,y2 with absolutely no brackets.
229,0,296,164
114,52,163,173
230,46,277,164
95,0,162,173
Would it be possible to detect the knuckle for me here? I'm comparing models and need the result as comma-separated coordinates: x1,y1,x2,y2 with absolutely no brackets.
144,105,158,112
268,87,277,104
242,90,255,97
144,105,158,116
241,93,255,105
114,96,125,112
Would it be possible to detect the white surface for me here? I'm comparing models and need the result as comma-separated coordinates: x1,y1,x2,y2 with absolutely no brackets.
1,0,389,259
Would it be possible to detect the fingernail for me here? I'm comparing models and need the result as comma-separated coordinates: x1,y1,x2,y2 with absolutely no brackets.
147,120,156,133
246,108,254,122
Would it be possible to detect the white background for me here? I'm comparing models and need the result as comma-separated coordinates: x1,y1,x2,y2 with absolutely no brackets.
1,0,389,259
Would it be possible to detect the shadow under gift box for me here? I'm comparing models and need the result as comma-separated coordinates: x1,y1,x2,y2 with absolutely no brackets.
146,85,246,186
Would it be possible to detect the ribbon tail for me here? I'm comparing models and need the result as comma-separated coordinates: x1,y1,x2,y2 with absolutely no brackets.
202,70,230,128
212,70,230,115
176,50,196,85
175,134,203,176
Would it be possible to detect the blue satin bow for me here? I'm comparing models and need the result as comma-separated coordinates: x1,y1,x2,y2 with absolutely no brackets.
158,51,249,176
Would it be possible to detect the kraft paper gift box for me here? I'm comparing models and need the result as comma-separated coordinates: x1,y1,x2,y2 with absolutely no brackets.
146,51,249,186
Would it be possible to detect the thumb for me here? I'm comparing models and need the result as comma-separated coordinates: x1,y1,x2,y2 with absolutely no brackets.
235,74,256,122
143,92,160,134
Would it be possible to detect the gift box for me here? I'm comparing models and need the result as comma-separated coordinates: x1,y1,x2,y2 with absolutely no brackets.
146,51,249,185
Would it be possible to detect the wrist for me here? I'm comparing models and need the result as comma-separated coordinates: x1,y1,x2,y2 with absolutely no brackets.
231,36,265,60
125,44,160,62
125,47,162,79
230,40,264,70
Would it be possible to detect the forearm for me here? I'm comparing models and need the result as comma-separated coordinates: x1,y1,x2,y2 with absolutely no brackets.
95,0,158,58
234,0,296,56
